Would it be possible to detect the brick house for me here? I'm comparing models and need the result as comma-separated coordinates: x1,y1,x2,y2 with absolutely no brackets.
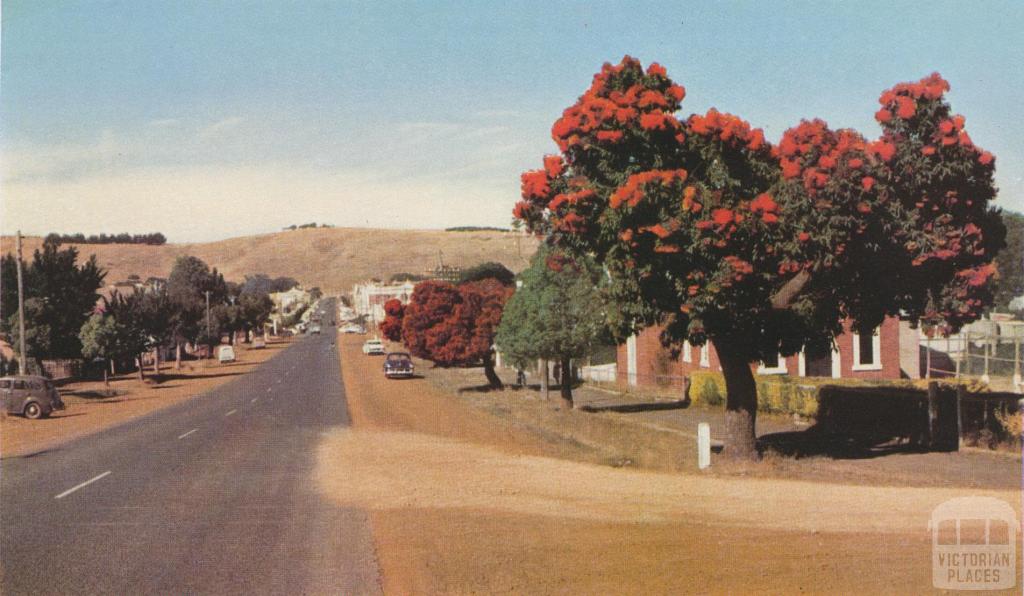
617,316,919,386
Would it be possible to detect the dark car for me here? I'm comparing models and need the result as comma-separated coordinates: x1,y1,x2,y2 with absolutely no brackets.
1,375,65,419
383,352,415,379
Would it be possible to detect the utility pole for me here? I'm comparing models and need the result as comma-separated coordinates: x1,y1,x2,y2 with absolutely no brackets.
16,231,27,374
205,290,212,342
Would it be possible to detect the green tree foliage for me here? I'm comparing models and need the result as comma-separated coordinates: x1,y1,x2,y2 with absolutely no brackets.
101,290,153,379
240,274,299,295
1,240,106,359
459,262,516,287
496,246,609,408
7,298,52,364
994,211,1024,310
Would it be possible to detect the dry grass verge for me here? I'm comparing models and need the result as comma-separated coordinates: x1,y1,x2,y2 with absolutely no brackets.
0,338,291,457
327,334,1021,594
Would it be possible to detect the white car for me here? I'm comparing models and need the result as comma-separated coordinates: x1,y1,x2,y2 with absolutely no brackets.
342,323,365,334
218,345,236,363
362,339,385,355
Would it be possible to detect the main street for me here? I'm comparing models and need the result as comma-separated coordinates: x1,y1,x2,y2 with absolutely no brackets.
1,307,381,594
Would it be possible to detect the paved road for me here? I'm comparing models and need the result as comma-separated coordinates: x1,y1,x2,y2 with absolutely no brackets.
1,311,381,594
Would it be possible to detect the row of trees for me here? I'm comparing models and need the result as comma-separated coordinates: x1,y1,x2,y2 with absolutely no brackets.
1,241,276,380
44,232,167,245
379,250,609,409
512,57,1003,459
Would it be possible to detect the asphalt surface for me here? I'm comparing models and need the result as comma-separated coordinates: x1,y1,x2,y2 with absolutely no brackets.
1,313,381,594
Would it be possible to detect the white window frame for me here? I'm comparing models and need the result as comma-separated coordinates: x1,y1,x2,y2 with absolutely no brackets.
757,352,788,375
852,327,883,371
682,341,692,363
699,344,710,368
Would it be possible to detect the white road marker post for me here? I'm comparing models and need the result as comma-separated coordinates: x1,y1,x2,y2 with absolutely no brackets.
697,422,711,470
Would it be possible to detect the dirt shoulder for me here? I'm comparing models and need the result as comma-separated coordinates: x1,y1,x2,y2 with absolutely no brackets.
0,338,291,458
322,334,1021,594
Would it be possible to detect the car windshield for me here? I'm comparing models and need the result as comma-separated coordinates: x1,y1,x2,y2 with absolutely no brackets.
386,353,410,361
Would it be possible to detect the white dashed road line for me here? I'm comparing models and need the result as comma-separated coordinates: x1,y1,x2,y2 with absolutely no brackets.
225,409,237,417
250,398,258,404
55,471,112,500
178,429,198,440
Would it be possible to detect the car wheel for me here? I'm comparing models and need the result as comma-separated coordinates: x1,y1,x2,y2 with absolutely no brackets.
23,402,43,420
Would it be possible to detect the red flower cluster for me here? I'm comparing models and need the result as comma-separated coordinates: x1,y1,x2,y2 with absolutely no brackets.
609,169,688,209
543,155,565,178
550,56,687,152
875,72,951,124
777,120,870,195
957,263,997,287
687,108,766,152
521,169,551,200
723,255,754,280
748,193,779,223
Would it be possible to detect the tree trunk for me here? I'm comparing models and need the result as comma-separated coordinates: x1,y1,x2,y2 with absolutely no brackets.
103,365,109,387
111,359,117,375
540,359,549,400
715,337,759,460
136,355,145,381
558,356,573,410
483,350,504,390
153,348,160,375
175,343,182,370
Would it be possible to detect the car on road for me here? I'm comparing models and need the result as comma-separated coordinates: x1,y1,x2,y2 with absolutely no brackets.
383,352,415,378
362,339,385,355
218,345,236,363
1,375,65,419
310,324,322,335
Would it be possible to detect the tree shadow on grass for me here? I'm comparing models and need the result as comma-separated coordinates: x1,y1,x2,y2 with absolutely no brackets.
579,399,691,414
758,428,930,460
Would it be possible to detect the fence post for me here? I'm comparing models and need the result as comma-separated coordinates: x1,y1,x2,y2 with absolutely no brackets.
982,340,991,385
697,423,711,470
927,381,940,449
925,334,932,379
1014,338,1021,393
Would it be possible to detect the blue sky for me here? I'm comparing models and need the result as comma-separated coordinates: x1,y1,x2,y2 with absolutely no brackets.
3,1,1022,242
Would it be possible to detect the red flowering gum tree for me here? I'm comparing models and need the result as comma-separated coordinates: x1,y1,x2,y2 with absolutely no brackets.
400,279,513,389
514,58,1004,459
378,298,405,342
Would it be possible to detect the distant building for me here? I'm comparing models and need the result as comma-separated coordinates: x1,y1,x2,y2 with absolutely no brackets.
270,287,312,314
423,263,462,283
352,281,415,324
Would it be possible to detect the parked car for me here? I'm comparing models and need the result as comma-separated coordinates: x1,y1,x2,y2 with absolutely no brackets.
1,375,65,419
310,324,322,335
342,324,365,334
218,345,236,363
362,339,385,355
383,352,415,378
252,337,266,349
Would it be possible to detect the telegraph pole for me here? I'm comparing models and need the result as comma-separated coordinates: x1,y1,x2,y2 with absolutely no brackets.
16,231,27,374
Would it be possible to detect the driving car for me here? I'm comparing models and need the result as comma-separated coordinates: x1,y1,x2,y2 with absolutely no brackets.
362,339,385,355
383,352,415,378
1,375,65,419
310,324,322,335
218,345,236,363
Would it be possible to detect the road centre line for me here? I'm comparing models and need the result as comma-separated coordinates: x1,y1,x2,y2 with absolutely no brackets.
250,398,258,404
55,471,112,500
225,409,237,417
178,429,198,440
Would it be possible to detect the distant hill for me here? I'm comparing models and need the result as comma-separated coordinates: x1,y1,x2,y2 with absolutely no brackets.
1,228,540,294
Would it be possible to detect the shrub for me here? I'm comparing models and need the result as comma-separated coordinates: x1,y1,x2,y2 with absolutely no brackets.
697,377,722,406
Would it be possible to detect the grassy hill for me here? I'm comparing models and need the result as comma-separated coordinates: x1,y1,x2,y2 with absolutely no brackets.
1,228,540,294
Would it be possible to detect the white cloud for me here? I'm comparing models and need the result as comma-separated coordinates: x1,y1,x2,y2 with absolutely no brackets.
2,130,129,180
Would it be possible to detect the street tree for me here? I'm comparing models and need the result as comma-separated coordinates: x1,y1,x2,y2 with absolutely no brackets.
79,314,125,385
496,246,609,409
1,240,106,359
378,298,405,342
459,262,516,287
401,279,512,389
102,290,152,380
514,58,1003,459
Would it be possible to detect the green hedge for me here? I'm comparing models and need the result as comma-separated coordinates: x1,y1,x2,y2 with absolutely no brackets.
687,371,921,418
